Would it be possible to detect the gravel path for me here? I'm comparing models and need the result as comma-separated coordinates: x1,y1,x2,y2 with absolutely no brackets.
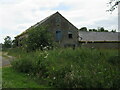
1,56,11,67
0,52,14,67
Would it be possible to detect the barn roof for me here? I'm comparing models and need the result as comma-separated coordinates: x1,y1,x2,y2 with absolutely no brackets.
15,11,78,38
15,12,59,38
79,31,120,42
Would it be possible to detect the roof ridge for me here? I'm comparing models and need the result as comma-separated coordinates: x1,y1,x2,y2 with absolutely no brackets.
15,12,59,38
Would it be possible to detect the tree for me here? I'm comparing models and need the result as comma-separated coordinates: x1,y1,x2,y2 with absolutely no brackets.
89,29,97,32
88,27,109,32
104,30,109,32
79,27,87,31
3,36,12,48
89,29,92,32
98,27,105,32
12,38,18,48
89,29,91,32
111,29,116,32
88,29,97,32
92,29,97,32
107,0,120,12
25,26,53,51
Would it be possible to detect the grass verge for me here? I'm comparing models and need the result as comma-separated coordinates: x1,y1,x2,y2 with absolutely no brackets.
2,67,50,88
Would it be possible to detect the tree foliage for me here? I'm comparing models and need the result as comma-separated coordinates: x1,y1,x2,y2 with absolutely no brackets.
25,26,53,51
98,27,109,32
107,0,120,12
12,39,19,48
98,27,105,32
111,29,116,32
79,27,87,31
3,36,12,48
89,29,97,32
79,27,109,32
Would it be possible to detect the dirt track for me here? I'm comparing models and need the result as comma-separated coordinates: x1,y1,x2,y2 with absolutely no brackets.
0,52,13,67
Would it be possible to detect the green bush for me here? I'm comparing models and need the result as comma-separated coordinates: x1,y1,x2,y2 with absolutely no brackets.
108,55,120,65
10,48,120,88
11,50,49,75
11,56,33,73
24,26,53,51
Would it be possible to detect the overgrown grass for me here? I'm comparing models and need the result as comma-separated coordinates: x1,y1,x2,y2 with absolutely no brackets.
7,47,120,88
2,67,51,88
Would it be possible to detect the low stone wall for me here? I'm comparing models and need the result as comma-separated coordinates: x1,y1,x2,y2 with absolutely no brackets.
79,42,120,49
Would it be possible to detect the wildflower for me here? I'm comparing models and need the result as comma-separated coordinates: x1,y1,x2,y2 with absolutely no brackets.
53,77,56,79
43,46,47,50
46,46,49,48
46,53,49,56
44,56,47,59
44,50,47,53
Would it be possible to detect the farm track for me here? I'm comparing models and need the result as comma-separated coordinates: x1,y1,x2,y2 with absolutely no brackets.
0,52,14,68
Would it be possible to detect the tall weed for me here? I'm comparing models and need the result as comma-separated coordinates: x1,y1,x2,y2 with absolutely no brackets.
10,47,119,88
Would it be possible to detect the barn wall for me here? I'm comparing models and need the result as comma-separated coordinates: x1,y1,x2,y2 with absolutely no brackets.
42,12,78,47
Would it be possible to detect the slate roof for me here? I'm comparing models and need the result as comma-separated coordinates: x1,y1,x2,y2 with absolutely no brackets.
79,31,120,42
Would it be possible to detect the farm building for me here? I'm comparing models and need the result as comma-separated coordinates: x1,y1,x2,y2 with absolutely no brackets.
15,12,79,47
15,12,120,49
79,31,120,49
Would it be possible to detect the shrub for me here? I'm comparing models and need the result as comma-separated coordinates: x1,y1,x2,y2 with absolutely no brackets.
10,48,120,88
11,56,33,73
11,50,49,75
24,26,53,51
108,55,120,65
31,51,49,77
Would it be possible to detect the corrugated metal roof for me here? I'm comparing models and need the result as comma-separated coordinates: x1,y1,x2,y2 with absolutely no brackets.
79,31,120,41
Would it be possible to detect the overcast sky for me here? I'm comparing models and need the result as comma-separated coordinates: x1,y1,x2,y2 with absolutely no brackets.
0,0,118,43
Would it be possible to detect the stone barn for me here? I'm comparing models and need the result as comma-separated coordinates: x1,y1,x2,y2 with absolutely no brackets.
15,12,79,47
79,31,120,49
15,11,120,49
